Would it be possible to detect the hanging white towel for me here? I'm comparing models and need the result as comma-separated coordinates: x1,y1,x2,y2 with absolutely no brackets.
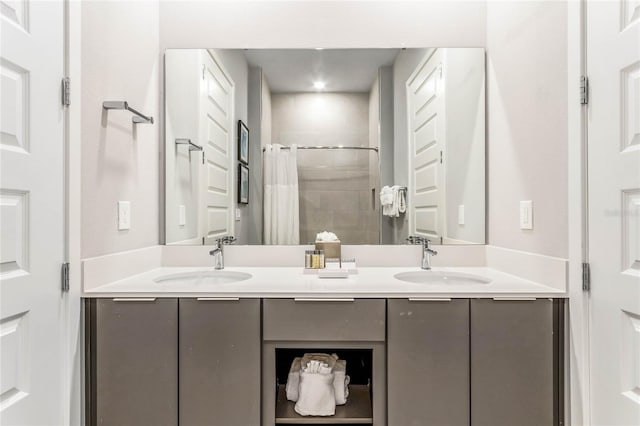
381,185,405,217
380,186,394,216
396,186,406,214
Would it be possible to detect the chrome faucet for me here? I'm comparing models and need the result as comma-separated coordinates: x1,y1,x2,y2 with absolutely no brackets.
407,235,438,270
209,236,236,270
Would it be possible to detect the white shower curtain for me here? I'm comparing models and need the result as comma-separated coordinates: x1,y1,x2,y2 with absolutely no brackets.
263,144,300,245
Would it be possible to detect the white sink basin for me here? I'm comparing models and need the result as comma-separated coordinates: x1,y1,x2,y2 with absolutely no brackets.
154,270,252,285
394,271,491,285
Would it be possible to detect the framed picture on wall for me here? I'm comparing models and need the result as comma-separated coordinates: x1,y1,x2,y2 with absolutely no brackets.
238,163,249,204
238,120,249,165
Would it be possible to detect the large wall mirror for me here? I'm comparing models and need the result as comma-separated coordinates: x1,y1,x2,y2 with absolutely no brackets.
164,48,485,246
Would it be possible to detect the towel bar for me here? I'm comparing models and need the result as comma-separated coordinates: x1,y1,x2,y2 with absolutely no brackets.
175,138,203,151
103,101,154,124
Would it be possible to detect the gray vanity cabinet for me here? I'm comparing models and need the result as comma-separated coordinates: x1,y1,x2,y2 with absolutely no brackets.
470,298,562,426
86,298,178,426
387,298,470,426
178,298,261,426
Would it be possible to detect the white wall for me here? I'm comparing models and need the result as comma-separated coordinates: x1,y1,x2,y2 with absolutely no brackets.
82,0,568,259
486,1,568,258
81,1,159,258
444,48,486,244
164,50,202,244
158,1,486,48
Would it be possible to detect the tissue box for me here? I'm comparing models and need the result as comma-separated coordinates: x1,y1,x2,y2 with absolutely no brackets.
315,240,341,264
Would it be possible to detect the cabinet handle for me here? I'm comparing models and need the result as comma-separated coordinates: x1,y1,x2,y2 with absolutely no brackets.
492,297,537,301
112,298,156,302
294,298,354,302
408,298,452,302
196,297,240,301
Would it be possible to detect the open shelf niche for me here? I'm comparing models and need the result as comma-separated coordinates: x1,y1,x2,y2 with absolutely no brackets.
273,348,374,425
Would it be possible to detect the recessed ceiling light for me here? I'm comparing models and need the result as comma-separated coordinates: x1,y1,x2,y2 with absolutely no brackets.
313,81,326,90
314,47,324,50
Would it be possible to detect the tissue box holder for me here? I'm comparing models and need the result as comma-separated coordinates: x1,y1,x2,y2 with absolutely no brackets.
315,240,341,265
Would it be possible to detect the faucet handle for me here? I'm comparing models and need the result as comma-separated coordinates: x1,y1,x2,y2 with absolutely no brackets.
217,235,236,245
407,235,426,245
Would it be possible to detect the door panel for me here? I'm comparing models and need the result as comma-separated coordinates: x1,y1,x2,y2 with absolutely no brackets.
201,50,234,244
587,1,640,424
0,2,65,424
387,299,469,426
179,298,261,426
471,299,555,426
93,299,178,426
408,48,445,241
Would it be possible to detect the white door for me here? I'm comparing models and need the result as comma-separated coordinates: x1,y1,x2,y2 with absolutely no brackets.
587,1,640,425
0,1,65,425
199,50,235,244
407,48,446,242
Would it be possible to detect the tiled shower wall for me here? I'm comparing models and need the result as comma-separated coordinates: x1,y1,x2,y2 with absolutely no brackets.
271,93,380,244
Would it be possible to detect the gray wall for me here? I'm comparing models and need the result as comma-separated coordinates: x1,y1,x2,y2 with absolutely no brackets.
271,92,377,244
378,66,395,244
246,67,265,244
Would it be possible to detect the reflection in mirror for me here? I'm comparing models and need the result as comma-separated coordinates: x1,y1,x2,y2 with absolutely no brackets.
164,48,485,246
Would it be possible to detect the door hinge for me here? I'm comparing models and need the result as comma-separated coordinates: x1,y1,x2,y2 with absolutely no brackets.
62,77,71,107
582,262,590,291
580,76,589,105
61,262,70,292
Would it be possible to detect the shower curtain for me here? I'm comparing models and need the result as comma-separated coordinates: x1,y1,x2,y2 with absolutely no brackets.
263,144,300,245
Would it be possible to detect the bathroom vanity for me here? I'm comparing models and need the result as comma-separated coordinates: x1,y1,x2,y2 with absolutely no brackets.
83,260,565,426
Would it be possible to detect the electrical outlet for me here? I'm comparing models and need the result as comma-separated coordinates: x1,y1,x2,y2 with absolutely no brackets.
235,208,241,222
458,205,465,225
118,201,131,230
519,200,533,230
179,205,186,226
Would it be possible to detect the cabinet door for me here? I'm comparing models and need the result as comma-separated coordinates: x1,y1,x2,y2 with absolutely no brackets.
92,298,178,426
179,298,261,426
387,299,470,426
471,299,554,426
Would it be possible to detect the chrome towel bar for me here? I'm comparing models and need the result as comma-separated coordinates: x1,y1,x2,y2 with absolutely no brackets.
102,101,154,124
175,138,203,151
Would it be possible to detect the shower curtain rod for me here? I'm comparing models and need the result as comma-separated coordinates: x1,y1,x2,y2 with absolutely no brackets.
262,145,379,153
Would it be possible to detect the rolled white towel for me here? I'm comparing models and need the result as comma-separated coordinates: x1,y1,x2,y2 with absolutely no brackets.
286,357,302,402
333,359,349,405
301,353,337,371
294,371,336,416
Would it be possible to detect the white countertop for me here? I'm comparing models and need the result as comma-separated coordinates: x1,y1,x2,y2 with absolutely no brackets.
82,266,566,298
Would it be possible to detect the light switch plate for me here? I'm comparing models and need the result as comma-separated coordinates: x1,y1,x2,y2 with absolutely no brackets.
458,205,465,225
519,200,533,230
118,201,131,230
179,205,186,226
235,208,241,221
